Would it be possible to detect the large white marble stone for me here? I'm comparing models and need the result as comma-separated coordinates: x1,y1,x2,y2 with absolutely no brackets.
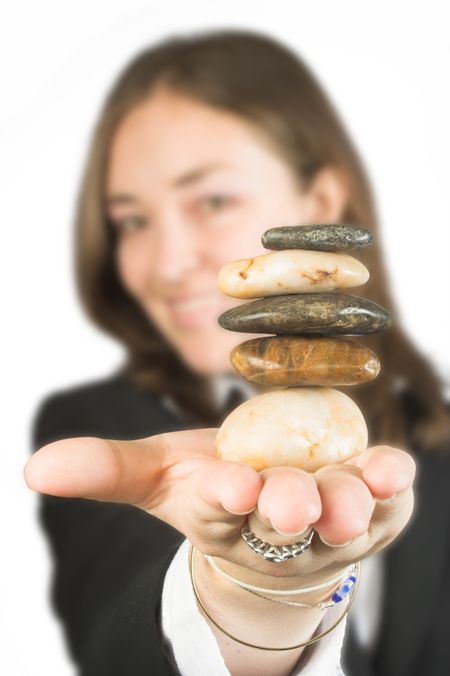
215,387,367,472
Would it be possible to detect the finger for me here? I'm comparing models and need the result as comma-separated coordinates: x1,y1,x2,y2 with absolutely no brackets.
346,445,416,499
254,467,322,538
24,428,217,506
320,485,415,565
182,460,263,522
368,485,415,548
313,465,375,546
175,460,263,550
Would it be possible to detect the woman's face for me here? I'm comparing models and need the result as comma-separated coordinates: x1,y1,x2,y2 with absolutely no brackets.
106,87,343,374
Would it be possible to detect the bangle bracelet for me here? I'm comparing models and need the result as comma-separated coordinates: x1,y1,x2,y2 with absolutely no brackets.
189,544,359,651
204,552,352,595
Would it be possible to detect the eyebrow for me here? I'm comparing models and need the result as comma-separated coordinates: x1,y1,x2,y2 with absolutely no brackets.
106,162,230,207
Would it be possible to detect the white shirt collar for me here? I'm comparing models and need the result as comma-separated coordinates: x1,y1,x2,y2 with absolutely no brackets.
209,373,259,410
161,373,259,419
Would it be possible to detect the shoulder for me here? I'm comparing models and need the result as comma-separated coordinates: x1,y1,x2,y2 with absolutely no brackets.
31,372,183,450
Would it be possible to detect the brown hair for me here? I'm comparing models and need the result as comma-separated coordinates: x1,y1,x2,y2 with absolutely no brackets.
74,28,450,451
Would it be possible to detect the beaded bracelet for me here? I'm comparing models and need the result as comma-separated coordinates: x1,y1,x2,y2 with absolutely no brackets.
189,544,360,651
204,551,354,595
235,564,358,610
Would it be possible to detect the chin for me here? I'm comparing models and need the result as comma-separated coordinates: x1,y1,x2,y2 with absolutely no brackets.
179,347,231,376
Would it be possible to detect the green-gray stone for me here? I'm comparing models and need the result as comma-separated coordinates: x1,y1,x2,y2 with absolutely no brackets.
218,293,391,335
261,224,373,251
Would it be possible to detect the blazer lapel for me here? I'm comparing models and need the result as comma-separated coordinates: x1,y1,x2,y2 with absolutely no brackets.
375,451,450,676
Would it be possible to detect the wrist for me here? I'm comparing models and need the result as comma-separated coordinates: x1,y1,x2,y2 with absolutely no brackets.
193,545,324,639
210,553,349,603
189,543,357,671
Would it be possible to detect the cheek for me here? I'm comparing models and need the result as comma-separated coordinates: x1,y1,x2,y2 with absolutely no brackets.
209,204,284,264
116,239,154,297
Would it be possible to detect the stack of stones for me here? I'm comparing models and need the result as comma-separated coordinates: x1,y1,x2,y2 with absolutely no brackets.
214,225,391,473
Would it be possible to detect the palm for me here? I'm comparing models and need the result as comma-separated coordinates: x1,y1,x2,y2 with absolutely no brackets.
135,429,227,527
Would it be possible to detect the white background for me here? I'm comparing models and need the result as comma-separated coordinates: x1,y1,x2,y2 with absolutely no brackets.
1,1,449,673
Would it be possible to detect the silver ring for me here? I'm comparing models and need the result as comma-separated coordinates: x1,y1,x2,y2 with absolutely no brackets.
240,525,314,563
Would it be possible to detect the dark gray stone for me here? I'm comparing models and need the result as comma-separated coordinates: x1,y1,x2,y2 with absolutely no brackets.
261,224,373,251
218,293,391,335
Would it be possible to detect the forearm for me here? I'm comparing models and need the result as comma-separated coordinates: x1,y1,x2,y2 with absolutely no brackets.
192,547,342,676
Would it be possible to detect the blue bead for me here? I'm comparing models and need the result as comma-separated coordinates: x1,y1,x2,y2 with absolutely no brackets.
329,572,358,605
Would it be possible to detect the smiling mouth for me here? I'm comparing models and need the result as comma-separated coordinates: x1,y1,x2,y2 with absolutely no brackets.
168,293,220,312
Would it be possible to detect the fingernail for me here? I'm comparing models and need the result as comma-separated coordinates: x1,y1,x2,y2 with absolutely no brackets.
375,494,397,505
319,534,355,548
273,525,311,538
228,507,254,515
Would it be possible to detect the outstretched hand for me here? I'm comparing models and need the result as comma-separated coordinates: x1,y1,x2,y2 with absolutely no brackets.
24,428,415,583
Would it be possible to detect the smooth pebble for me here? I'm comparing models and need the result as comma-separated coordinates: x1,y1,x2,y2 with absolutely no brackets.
215,387,368,472
218,293,391,335
230,336,380,386
262,224,373,252
219,250,369,299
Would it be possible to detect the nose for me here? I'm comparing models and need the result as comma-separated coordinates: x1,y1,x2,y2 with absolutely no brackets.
152,211,201,283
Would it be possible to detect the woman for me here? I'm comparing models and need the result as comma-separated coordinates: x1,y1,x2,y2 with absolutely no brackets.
25,29,449,676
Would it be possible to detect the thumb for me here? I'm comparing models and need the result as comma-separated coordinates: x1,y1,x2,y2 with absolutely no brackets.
24,429,217,507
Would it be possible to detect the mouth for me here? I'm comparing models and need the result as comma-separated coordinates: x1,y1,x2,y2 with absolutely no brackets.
166,292,225,328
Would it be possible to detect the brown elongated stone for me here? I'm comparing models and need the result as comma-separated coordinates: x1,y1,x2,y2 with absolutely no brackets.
218,293,391,335
230,336,380,386
262,224,373,251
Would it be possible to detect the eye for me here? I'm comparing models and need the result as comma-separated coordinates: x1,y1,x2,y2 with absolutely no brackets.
111,215,148,234
198,194,234,213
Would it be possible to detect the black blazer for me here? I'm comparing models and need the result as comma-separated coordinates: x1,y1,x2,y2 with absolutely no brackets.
31,374,450,676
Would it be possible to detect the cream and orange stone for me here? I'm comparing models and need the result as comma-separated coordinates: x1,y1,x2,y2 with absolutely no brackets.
215,388,367,472
218,250,369,299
